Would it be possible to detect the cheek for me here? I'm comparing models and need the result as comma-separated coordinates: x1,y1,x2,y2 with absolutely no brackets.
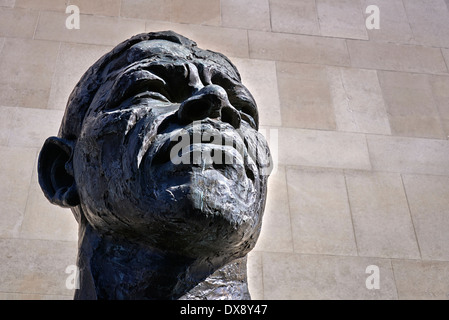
72,116,129,205
76,111,139,181
73,136,103,192
73,133,144,230
72,138,108,226
72,109,162,214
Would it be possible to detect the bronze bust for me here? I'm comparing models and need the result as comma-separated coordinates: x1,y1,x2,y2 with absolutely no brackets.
38,31,272,300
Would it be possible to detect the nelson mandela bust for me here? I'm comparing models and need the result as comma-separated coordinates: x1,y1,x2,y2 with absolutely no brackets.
38,31,272,300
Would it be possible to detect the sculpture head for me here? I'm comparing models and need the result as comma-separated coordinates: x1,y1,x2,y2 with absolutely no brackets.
38,31,271,261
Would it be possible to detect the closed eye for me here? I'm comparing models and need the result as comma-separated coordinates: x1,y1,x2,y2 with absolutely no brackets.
123,78,171,103
107,69,172,110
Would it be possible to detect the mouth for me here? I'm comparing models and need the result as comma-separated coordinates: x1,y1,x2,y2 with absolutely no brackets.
148,121,257,182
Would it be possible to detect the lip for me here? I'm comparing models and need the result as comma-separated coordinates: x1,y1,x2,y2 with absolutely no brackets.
147,120,257,181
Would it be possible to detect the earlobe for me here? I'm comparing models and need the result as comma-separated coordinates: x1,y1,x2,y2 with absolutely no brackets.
38,136,80,208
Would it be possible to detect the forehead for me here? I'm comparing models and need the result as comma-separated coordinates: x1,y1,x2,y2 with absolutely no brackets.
129,40,193,61
102,39,239,81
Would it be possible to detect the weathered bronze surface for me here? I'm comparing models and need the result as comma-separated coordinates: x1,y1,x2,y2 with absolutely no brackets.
38,31,272,300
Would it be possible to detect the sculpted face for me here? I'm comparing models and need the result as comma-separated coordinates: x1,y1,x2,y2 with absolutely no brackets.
40,33,271,258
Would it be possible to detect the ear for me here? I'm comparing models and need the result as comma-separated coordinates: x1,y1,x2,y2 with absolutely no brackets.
38,137,80,208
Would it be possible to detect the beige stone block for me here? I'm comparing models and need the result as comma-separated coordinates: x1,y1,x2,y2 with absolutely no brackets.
345,171,420,259
126,0,220,25
403,0,449,48
0,37,4,53
0,7,39,38
316,0,368,40
221,0,270,31
0,84,50,110
249,30,350,66
0,238,77,296
0,146,37,238
0,106,16,145
0,38,59,109
20,168,78,242
286,167,357,256
35,11,146,46
262,252,397,299
269,0,320,36
328,67,391,134
429,75,449,139
389,113,447,139
277,62,336,130
443,49,449,70
68,0,121,17
8,107,64,148
247,251,264,300
0,292,72,300
0,0,15,7
393,260,449,299
278,128,371,170
367,134,449,176
231,58,281,127
0,36,57,102
171,0,220,26
146,21,249,58
378,71,445,139
347,40,448,74
253,166,293,253
48,42,113,110
361,0,414,44
14,0,67,11
120,0,171,21
402,174,449,261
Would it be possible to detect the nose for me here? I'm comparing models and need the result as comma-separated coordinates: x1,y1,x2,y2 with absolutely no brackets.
177,85,241,129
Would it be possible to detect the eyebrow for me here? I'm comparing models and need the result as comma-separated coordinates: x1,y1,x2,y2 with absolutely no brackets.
97,58,259,126
97,60,193,112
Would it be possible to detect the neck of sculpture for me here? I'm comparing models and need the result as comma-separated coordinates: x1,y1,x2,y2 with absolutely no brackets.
74,220,250,300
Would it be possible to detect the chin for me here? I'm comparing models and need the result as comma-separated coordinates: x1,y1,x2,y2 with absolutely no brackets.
144,159,259,222
189,168,257,222
129,175,262,256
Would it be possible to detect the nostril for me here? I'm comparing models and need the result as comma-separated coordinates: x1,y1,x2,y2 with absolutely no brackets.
177,97,218,124
177,84,237,125
187,100,215,119
156,113,178,134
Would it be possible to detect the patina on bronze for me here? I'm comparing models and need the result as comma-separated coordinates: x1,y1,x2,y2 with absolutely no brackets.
37,31,272,300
